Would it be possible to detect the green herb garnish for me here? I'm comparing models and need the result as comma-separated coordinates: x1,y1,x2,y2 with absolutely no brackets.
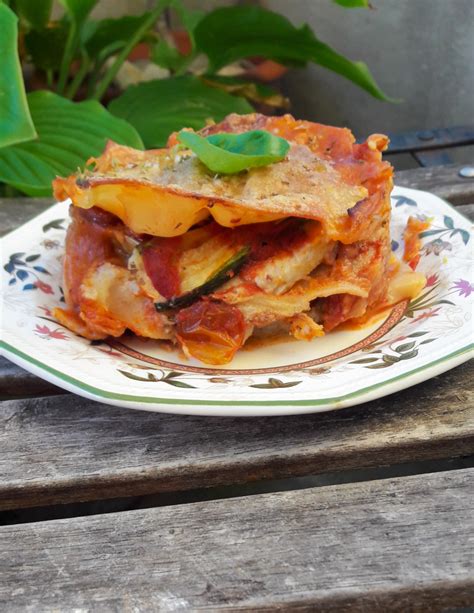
177,129,290,174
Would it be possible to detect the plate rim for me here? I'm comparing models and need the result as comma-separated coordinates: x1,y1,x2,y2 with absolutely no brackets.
1,185,472,416
1,340,472,414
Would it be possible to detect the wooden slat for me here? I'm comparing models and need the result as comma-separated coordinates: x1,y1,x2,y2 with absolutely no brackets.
386,125,474,153
0,197,53,238
394,164,474,205
0,357,62,399
0,361,472,510
0,469,472,611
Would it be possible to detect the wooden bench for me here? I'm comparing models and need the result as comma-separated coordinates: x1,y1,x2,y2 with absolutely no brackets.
0,164,473,610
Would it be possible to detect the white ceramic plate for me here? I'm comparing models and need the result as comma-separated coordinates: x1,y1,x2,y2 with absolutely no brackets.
1,186,472,416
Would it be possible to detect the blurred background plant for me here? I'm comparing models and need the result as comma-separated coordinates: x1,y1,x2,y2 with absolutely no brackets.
0,0,390,197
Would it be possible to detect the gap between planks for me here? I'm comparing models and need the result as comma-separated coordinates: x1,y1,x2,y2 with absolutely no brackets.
0,361,472,510
0,469,473,611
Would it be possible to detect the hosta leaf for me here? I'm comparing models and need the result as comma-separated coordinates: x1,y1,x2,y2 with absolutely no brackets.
109,76,253,148
24,22,69,71
82,13,153,61
0,91,143,196
58,0,98,25
194,6,390,100
152,39,185,72
15,0,53,29
202,76,290,109
0,4,37,147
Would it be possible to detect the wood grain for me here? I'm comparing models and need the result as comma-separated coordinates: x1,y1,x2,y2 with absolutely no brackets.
394,164,474,205
0,197,53,238
0,361,472,510
0,469,472,611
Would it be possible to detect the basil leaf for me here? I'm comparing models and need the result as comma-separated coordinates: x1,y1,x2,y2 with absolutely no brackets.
194,6,391,101
177,130,290,174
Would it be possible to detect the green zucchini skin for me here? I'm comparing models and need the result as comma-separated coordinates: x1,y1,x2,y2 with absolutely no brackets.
154,246,249,312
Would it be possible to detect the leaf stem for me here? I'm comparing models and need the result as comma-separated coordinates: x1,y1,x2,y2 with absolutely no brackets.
56,22,77,95
66,55,91,99
92,0,170,101
46,69,54,89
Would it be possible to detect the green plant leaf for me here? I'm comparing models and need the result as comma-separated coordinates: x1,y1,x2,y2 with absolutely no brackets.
170,0,205,51
194,6,390,100
58,0,98,25
24,21,69,71
201,76,290,109
0,90,143,196
109,75,253,148
82,13,154,61
152,38,185,71
15,0,53,29
332,0,370,7
177,129,289,174
0,4,37,147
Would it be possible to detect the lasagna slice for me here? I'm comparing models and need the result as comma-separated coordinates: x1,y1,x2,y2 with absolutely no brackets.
52,113,425,365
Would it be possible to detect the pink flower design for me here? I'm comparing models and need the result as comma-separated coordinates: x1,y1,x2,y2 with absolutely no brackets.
38,305,53,317
425,273,439,287
452,279,474,298
34,280,54,294
410,307,441,323
34,324,68,340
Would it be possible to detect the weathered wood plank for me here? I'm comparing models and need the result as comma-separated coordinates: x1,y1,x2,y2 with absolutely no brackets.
0,357,62,399
0,197,53,238
394,164,474,205
0,361,472,510
0,469,472,611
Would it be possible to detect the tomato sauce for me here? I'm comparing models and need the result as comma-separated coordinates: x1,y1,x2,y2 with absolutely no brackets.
141,238,181,299
175,300,246,364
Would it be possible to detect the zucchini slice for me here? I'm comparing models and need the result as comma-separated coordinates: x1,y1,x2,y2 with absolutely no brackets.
154,247,249,311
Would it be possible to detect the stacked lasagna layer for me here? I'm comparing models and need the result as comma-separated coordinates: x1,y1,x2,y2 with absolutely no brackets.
53,113,425,364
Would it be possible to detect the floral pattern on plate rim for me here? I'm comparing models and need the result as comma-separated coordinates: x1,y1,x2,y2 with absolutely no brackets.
1,186,473,406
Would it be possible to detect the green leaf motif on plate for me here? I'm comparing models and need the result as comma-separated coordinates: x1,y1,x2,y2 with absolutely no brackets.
251,378,301,389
